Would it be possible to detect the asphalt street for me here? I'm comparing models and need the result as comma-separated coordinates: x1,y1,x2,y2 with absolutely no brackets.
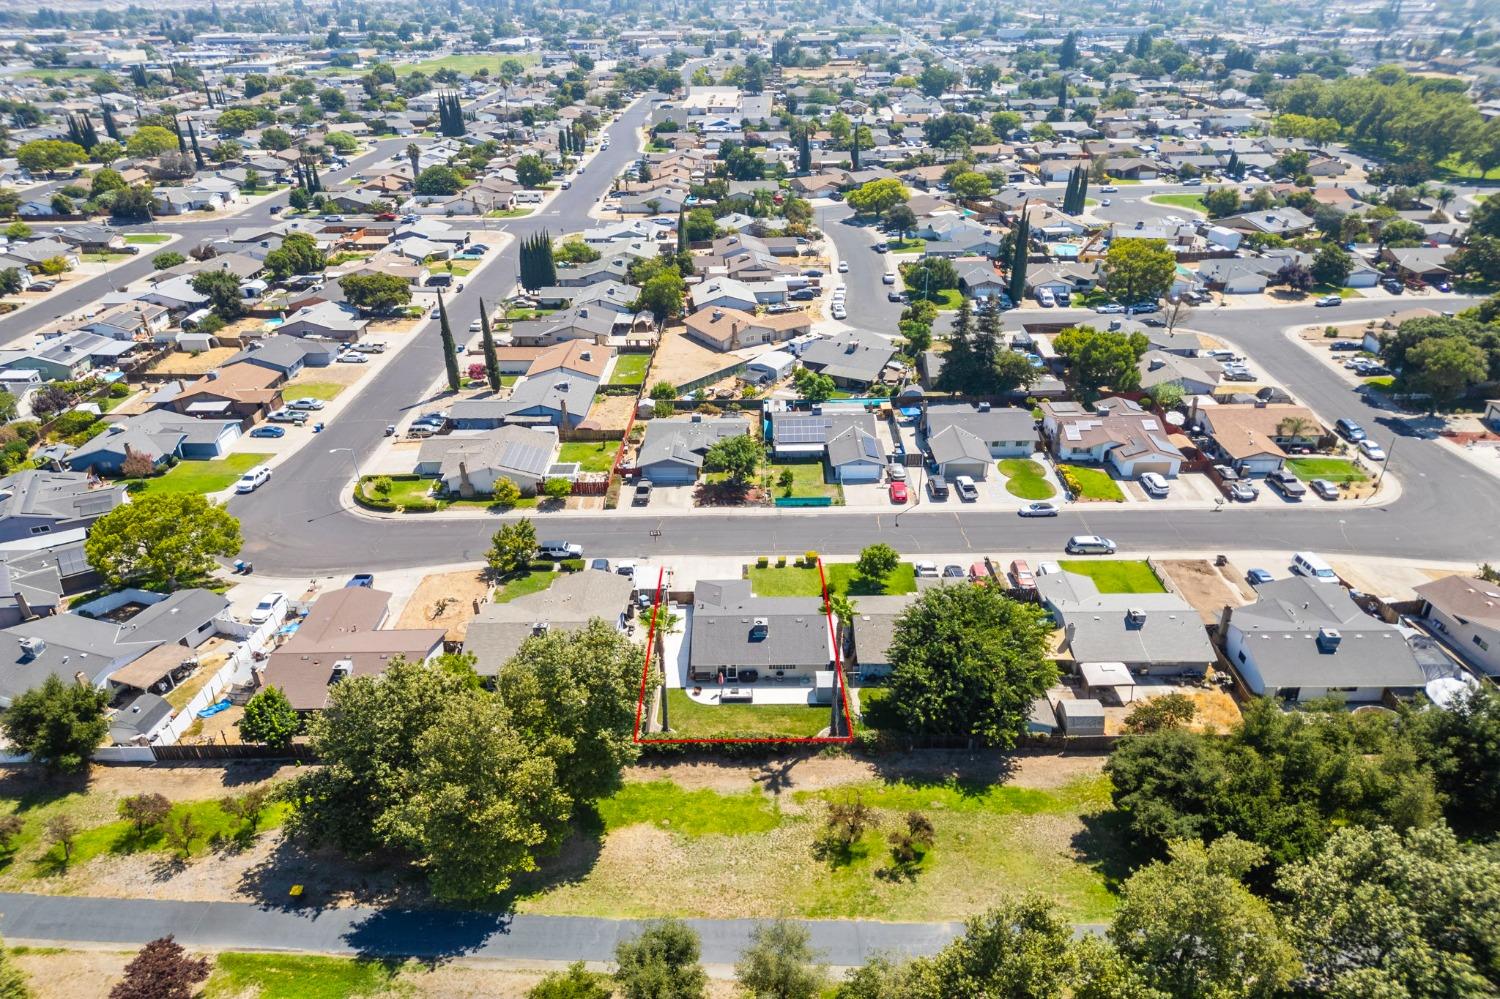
0,891,968,967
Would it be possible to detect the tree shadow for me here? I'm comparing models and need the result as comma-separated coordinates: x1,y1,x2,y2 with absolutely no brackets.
340,907,510,965
860,746,1021,795
692,480,756,506
490,808,607,914
235,834,429,914
1070,808,1144,893
0,768,89,812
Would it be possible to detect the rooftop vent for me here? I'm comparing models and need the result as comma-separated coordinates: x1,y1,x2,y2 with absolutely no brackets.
1126,608,1147,626
18,636,44,660
750,617,769,640
976,401,991,412
1317,627,1342,652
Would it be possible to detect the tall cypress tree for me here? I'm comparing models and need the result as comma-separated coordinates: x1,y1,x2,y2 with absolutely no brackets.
797,122,811,174
187,119,205,169
437,289,461,392
676,208,687,252
537,230,556,287
1008,216,1030,303
973,295,1002,391
479,297,500,392
101,105,120,141
1075,167,1088,212
850,124,860,171
171,117,187,153
939,296,976,393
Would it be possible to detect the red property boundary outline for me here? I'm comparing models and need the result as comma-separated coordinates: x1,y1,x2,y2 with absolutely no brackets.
632,563,856,745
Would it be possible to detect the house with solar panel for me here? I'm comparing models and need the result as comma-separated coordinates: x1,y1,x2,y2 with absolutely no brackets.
1039,398,1184,480
768,406,887,484
412,425,561,497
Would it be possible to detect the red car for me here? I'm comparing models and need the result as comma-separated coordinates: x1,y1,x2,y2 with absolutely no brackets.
375,212,397,221
888,480,908,504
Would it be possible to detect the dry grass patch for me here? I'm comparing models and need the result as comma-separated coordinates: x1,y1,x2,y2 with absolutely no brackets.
395,569,491,642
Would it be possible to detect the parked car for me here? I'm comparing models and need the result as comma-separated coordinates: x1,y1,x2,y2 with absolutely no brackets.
887,290,906,302
1140,472,1170,497
1330,340,1362,351
1310,478,1340,500
1267,469,1307,499
234,465,272,494
249,425,285,438
837,260,850,273
953,475,978,501
589,558,611,573
1065,535,1117,555
288,398,325,411
1315,294,1342,307
337,351,368,363
1246,568,1274,586
941,564,966,578
1381,277,1405,294
926,474,949,500
889,480,908,503
1018,501,1058,517
914,561,939,578
633,481,653,505
538,541,583,559
830,304,847,320
249,592,287,625
1095,302,1126,314
873,241,889,253
1358,439,1386,461
268,408,308,424
789,288,817,301
887,463,906,482
346,574,375,588
1226,480,1258,502
1009,559,1036,590
882,272,896,285
1335,418,1366,441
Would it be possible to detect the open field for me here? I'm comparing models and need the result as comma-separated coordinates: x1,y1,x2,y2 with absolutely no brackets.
138,454,272,496
394,53,540,76
1057,560,1165,593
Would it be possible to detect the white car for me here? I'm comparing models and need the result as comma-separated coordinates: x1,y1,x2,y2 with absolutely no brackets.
337,351,368,363
234,465,272,494
913,561,940,578
1140,471,1170,496
830,304,847,320
837,260,850,273
248,591,286,625
1100,198,1112,206
882,272,896,284
1359,439,1387,461
468,319,483,333
288,398,325,410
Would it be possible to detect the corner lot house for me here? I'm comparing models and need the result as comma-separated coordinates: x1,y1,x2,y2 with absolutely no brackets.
1040,398,1184,479
1413,575,1500,678
1036,570,1216,678
65,412,242,475
1224,577,1430,703
414,425,560,496
463,569,635,676
689,579,834,683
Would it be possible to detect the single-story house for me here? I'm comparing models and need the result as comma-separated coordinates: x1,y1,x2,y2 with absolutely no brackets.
1413,574,1500,678
65,411,242,475
1037,570,1216,678
1040,398,1184,479
688,579,834,682
635,415,750,484
463,570,635,676
414,425,560,496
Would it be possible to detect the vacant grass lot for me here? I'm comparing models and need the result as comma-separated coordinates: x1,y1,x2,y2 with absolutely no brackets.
138,454,272,496
1286,457,1368,483
652,689,831,740
749,561,917,597
610,353,651,385
512,773,1122,923
1058,560,1165,593
998,458,1056,499
1058,463,1125,502
205,952,399,999
393,52,539,76
558,440,617,472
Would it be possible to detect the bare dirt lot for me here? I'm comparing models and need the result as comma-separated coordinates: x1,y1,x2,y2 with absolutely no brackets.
1157,558,1254,624
145,346,241,377
394,569,491,642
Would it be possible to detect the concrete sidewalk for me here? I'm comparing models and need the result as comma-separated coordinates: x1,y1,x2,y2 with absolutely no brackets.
0,891,968,969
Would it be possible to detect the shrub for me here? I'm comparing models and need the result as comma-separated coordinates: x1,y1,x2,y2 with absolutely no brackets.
756,556,769,568
371,476,393,496
400,496,439,512
803,550,819,567
108,381,131,398
560,558,584,573
527,559,556,574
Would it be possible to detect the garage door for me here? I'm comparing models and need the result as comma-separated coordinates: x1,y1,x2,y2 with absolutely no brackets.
641,464,697,485
1130,460,1174,477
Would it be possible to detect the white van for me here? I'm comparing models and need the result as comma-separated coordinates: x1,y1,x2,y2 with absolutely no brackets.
1291,551,1338,583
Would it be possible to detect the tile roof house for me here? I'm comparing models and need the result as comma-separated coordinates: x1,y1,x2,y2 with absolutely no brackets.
1040,398,1184,479
260,587,445,711
1197,404,1323,476
1414,575,1500,678
1224,576,1433,703
1036,570,1216,677
463,570,636,676
689,579,834,681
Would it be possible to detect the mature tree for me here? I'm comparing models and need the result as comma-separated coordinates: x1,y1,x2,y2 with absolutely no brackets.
528,963,612,999
633,270,687,324
84,493,242,590
150,251,186,270
703,434,763,484
109,936,210,999
906,897,1075,999
1110,836,1300,999
846,178,909,216
413,165,464,196
949,171,991,200
497,620,645,804
856,543,900,582
884,204,917,238
238,686,300,749
89,140,124,166
262,232,325,280
1273,261,1314,292
1277,823,1500,997
1,676,109,772
1123,693,1195,734
1104,238,1176,305
884,584,1054,745
515,153,551,188
487,518,539,576
792,367,836,404
1310,244,1353,287
614,918,708,999
118,792,172,837
1053,326,1150,396
15,139,86,176
191,269,246,320
340,273,411,313
1406,684,1500,836
736,920,825,999
0,269,23,295
1201,186,1241,218
436,290,461,392
683,207,717,242
124,126,180,159
478,298,501,391
902,257,960,301
1407,335,1488,408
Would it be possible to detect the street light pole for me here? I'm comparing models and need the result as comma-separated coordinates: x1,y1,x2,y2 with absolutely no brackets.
328,447,360,491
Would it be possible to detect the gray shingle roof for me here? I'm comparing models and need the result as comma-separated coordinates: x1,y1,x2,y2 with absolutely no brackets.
690,579,832,671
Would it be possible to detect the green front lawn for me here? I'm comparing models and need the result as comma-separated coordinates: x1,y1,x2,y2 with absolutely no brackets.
749,561,917,598
493,568,558,603
558,440,618,472
653,689,831,740
136,454,273,496
1147,193,1207,214
1058,463,1125,502
1363,376,1395,391
763,461,843,502
911,287,964,310
1286,457,1368,483
282,381,346,401
124,234,172,244
487,207,535,218
1057,559,1165,594
998,458,1056,499
610,352,651,385
887,237,926,252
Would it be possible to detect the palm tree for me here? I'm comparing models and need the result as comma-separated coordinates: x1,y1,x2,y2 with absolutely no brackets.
405,143,420,180
1437,186,1456,210
1277,416,1317,442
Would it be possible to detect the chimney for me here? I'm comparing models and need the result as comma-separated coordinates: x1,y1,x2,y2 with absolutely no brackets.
1317,627,1342,653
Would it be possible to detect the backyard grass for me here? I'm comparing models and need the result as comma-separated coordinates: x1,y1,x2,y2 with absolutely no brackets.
511,773,1124,923
124,234,172,245
997,458,1056,500
609,352,651,385
749,561,917,597
137,454,272,496
1057,560,1166,594
205,953,399,999
282,381,346,401
1146,193,1207,214
442,260,477,277
558,440,618,472
763,461,843,502
653,689,831,740
1058,463,1126,502
1286,457,1368,483
493,569,558,603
